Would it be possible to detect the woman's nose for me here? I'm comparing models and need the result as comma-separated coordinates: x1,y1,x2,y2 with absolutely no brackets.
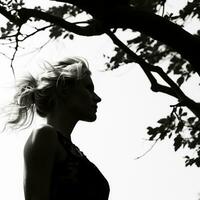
94,93,101,103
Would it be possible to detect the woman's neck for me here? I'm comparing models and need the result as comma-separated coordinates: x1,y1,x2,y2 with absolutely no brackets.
47,113,78,141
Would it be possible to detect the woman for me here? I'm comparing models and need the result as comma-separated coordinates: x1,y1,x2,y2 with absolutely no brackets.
8,57,110,200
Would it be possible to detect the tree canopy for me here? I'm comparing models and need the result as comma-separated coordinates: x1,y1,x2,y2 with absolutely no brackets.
1,0,200,166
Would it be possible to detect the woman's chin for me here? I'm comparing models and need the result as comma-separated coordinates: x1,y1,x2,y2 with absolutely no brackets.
82,114,97,122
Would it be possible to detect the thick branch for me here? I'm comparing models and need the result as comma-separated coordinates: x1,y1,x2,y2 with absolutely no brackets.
0,7,104,36
17,8,104,36
52,1,200,75
106,30,200,119
148,65,186,98
105,7,200,76
2,4,199,75
1,3,200,116
106,30,178,97
2,5,199,76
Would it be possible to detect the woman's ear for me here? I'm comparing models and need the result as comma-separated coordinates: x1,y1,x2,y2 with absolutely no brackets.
57,86,69,99
56,82,74,99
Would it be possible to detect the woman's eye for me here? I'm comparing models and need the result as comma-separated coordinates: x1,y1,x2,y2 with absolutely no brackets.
88,88,94,93
86,86,94,92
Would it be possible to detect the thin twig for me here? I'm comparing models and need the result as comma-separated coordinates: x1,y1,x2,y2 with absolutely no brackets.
134,139,158,160
0,34,18,40
18,38,52,57
10,25,22,78
19,25,52,42
0,51,11,59
106,29,200,119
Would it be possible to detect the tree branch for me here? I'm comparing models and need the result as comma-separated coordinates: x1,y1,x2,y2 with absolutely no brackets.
19,25,53,42
17,8,104,36
0,6,21,25
106,30,177,99
147,65,186,99
52,2,200,75
106,29,178,96
2,5,199,77
106,29,200,119
1,4,200,117
134,139,158,160
10,25,22,78
104,7,200,76
0,6,105,36
0,51,11,60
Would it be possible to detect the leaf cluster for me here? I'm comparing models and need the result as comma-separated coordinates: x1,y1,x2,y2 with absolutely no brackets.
31,4,81,40
0,2,82,41
0,0,24,10
179,0,200,20
103,1,200,166
147,106,200,167
107,30,195,86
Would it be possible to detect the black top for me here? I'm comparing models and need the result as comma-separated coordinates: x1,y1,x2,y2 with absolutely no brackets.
50,131,110,200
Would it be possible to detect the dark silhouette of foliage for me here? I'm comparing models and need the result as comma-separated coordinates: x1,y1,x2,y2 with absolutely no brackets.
1,0,200,166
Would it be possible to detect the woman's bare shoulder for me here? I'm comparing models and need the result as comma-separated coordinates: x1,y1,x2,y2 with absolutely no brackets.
32,124,56,140
24,124,57,159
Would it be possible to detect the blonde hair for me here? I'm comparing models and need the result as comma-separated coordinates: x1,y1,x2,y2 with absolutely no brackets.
6,57,91,129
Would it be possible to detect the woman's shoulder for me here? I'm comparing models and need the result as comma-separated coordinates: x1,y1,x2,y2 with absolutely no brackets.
33,124,56,138
24,124,58,158
31,124,57,144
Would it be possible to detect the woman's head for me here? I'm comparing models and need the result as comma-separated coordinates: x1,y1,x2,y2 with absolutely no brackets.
7,57,101,129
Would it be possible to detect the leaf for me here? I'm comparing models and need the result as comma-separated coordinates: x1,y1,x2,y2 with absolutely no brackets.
175,120,185,133
185,158,195,167
178,107,183,115
147,126,153,132
181,112,187,116
188,140,197,149
157,118,167,124
63,33,69,39
160,130,169,140
0,27,6,33
147,127,156,135
69,34,74,40
186,63,193,73
147,127,159,140
174,134,183,151
188,117,196,124
195,158,200,167
177,76,184,86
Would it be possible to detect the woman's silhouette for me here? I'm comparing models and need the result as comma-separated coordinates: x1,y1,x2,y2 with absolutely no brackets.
8,57,110,200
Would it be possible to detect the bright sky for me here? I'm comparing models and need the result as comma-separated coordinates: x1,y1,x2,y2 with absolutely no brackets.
0,1,200,200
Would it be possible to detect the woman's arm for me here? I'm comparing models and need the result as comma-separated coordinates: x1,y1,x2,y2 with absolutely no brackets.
23,125,57,200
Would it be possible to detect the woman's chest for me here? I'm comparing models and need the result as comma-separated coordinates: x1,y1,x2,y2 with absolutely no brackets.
52,147,110,200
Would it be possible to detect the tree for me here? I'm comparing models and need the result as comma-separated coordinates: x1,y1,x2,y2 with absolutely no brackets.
0,0,200,166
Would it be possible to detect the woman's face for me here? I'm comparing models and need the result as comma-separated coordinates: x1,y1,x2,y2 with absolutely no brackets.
63,75,101,122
